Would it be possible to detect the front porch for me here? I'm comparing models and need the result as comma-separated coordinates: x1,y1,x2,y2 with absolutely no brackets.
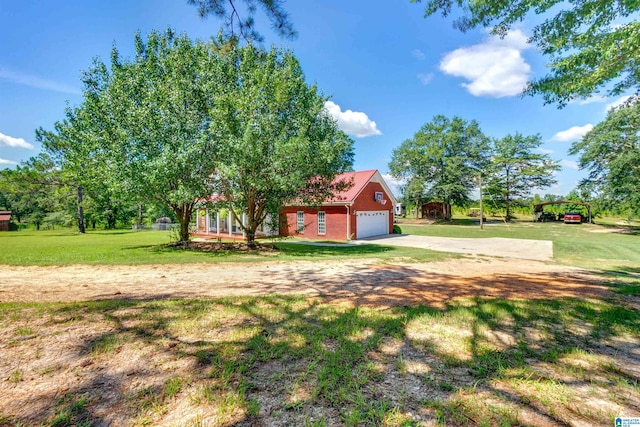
194,208,277,240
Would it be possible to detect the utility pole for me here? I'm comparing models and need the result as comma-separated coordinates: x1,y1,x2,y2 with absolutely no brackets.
479,174,484,230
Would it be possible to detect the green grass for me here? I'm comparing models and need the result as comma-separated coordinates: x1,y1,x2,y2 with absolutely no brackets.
2,295,638,426
0,229,455,266
400,219,640,270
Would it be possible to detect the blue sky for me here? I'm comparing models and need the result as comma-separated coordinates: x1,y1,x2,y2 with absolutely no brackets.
0,1,631,196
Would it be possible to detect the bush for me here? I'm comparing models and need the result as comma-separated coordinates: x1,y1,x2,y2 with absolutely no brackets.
392,224,402,234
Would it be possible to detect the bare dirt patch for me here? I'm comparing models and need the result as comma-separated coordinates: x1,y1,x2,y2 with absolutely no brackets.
0,256,611,306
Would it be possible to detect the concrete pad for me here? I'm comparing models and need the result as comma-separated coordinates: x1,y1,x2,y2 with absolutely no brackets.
355,234,553,261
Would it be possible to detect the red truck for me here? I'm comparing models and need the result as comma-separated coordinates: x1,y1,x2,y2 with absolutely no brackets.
563,212,582,224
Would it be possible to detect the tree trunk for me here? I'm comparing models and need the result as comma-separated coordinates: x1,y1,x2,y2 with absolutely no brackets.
137,203,143,228
172,203,193,243
77,185,85,234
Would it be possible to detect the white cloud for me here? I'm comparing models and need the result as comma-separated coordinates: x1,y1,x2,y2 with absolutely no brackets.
0,68,81,95
560,159,579,170
324,101,382,138
417,73,434,85
606,95,632,112
0,132,34,149
412,49,425,60
439,29,532,98
550,124,593,142
0,157,18,165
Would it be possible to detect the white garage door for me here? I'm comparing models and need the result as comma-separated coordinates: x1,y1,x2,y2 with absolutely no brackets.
356,211,389,239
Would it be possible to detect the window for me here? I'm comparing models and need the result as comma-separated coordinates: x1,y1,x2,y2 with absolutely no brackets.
297,211,304,233
318,211,326,235
375,191,383,202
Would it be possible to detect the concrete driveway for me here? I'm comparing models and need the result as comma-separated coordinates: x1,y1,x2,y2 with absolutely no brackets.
356,234,553,261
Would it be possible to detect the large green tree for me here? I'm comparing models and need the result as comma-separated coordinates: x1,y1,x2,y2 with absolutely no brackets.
209,45,354,244
389,115,490,219
486,133,560,220
44,30,223,242
570,96,640,217
417,0,640,106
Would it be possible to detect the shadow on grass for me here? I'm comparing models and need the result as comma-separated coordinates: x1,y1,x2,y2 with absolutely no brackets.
121,242,403,260
2,285,639,426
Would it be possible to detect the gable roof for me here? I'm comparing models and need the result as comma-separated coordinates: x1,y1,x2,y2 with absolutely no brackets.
325,170,397,205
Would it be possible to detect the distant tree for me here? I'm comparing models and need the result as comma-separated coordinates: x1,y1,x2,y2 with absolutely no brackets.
417,0,640,106
402,178,427,219
570,96,640,217
486,133,560,220
187,0,296,42
0,154,62,230
389,115,490,219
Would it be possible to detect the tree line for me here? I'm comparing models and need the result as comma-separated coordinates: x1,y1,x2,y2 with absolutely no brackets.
388,115,560,220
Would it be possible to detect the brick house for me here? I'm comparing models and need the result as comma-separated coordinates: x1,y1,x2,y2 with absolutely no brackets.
280,170,396,240
194,170,396,241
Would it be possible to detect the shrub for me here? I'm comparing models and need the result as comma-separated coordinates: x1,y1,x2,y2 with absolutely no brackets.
392,224,402,234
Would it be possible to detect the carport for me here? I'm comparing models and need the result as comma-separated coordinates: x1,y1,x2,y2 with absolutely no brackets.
533,200,592,223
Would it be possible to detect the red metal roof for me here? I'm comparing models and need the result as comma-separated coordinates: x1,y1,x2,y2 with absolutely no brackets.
326,169,378,203
0,211,11,221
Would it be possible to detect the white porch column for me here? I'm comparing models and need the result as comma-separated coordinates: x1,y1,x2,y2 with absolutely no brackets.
205,209,210,234
216,211,220,236
228,212,233,237
242,213,247,238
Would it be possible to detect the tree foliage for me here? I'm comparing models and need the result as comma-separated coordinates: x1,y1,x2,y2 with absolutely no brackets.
389,115,490,218
187,0,296,42
0,154,63,229
415,0,640,106
209,45,354,243
486,133,560,220
570,96,640,217
39,29,352,242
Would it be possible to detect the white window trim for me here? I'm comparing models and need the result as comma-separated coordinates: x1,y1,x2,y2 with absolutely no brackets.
318,211,326,235
297,211,304,233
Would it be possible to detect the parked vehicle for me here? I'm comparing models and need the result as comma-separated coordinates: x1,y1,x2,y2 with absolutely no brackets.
563,212,582,224
537,212,556,222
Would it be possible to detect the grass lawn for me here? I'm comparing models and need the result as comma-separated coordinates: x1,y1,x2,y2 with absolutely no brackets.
399,219,640,271
0,229,455,266
1,295,638,426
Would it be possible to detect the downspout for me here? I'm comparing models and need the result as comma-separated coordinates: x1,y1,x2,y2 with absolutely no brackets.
346,205,350,241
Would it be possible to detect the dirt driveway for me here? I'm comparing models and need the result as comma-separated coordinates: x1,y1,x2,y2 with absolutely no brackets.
0,256,610,307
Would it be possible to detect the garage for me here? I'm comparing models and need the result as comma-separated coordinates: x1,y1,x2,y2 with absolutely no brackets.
356,210,389,238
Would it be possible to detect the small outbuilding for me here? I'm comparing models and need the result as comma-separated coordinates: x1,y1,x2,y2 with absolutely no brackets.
0,211,11,231
421,202,451,220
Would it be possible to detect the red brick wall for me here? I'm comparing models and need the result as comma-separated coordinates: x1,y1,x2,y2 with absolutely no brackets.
352,182,394,238
280,205,349,240
280,181,394,240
